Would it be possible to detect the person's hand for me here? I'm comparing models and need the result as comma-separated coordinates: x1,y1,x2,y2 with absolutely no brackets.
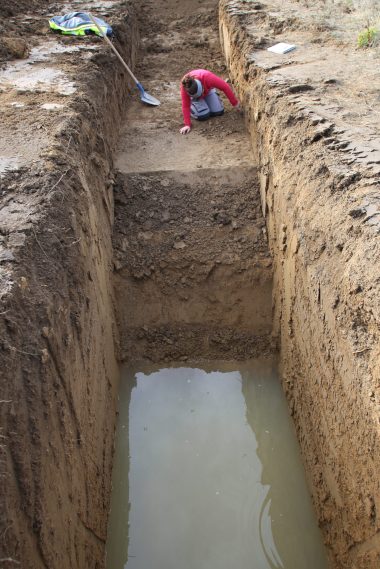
180,126,191,135
234,102,243,112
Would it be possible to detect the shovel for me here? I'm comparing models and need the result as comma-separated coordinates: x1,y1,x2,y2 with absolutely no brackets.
88,13,160,106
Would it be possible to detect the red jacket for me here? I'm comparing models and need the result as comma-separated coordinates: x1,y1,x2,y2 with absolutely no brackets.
180,69,238,127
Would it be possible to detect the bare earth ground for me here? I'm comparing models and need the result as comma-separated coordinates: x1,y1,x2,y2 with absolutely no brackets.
225,0,380,175
0,0,380,568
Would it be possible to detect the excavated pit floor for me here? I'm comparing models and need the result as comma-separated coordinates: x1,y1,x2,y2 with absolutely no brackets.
112,1,274,362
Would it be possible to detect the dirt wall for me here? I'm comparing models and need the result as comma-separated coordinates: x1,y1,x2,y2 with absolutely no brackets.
219,2,380,568
0,8,138,569
113,167,274,362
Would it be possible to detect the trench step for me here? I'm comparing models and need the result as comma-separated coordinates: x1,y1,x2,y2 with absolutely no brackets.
120,325,274,361
113,165,273,346
115,117,252,174
113,166,269,268
114,166,260,227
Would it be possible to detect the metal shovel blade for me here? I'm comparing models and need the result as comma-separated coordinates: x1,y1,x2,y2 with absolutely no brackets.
87,14,160,108
137,83,160,106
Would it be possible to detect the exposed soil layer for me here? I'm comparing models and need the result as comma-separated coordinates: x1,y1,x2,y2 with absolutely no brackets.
113,167,273,362
219,1,380,568
0,2,138,568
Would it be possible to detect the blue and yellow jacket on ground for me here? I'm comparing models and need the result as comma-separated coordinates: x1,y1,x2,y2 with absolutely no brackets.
49,12,112,37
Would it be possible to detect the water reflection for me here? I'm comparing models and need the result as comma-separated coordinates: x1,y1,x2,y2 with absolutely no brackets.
240,360,328,568
106,371,136,569
106,360,329,569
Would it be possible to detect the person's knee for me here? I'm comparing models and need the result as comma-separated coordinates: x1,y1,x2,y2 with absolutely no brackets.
191,98,211,121
196,112,211,121
210,109,224,117
191,110,211,121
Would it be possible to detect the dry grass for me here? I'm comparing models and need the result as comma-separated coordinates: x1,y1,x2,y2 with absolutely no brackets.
296,0,380,51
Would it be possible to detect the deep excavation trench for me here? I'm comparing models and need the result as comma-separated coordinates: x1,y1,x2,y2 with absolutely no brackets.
109,0,380,562
111,0,324,567
1,0,380,568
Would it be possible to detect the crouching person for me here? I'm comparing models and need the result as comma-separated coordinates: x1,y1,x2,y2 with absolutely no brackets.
179,68,241,134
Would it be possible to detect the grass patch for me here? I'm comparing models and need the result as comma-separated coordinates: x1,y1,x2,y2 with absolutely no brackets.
357,25,378,47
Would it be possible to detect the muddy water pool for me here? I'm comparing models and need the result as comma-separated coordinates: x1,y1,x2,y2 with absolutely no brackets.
106,360,329,569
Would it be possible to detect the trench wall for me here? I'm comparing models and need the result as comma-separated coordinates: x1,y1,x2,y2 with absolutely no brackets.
219,3,380,568
0,11,138,569
113,167,274,363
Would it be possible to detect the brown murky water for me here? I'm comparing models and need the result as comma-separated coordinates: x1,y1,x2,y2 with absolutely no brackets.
106,360,329,569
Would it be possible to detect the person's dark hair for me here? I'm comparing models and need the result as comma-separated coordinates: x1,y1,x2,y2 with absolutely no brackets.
182,76,197,95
